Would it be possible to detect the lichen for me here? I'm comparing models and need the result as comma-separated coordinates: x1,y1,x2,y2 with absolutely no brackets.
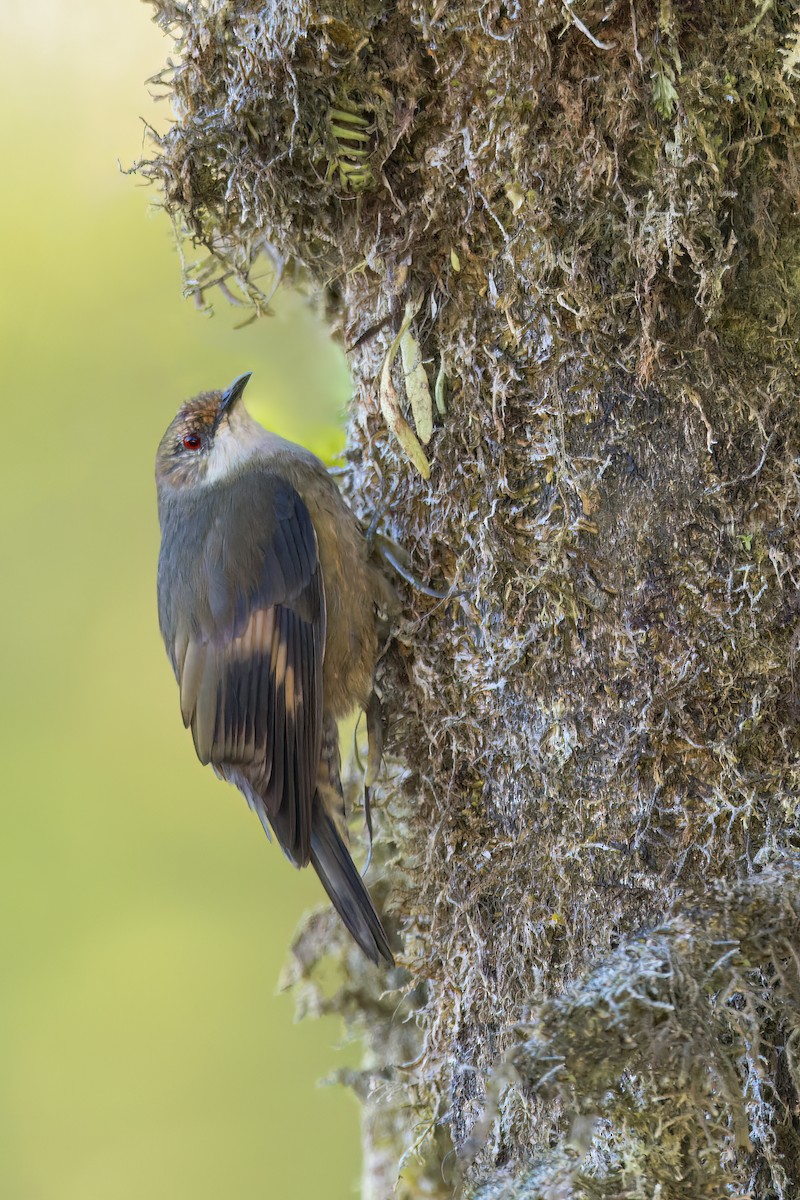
469,864,800,1198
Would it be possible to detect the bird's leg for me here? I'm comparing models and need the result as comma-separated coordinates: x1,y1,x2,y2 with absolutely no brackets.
347,689,390,875
351,693,384,874
373,532,453,599
365,691,383,789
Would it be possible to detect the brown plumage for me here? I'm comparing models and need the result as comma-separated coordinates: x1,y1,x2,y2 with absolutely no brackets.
155,374,394,964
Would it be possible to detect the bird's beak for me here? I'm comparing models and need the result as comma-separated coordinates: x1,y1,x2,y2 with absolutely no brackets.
213,372,252,431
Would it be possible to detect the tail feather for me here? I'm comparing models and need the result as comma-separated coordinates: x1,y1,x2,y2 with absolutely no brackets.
310,799,394,966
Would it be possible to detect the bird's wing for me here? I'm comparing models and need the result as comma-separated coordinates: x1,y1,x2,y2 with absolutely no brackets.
158,471,325,867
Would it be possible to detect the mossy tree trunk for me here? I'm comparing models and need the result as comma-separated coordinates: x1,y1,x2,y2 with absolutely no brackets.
142,2,800,1195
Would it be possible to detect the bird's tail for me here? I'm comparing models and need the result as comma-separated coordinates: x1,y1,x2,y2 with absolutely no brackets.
310,794,394,967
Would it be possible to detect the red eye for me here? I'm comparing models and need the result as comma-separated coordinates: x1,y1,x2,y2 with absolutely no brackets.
182,434,202,451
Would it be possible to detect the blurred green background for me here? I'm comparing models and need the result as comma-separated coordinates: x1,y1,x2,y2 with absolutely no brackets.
0,3,362,1197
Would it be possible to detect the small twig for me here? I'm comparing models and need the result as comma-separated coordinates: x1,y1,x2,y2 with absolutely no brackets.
562,1,616,49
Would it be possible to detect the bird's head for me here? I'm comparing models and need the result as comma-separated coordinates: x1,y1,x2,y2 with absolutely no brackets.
155,373,263,491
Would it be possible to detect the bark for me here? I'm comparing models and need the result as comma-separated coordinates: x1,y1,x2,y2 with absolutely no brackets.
140,2,800,1195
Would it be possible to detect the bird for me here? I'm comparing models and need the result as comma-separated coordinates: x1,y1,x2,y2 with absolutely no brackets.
155,372,395,965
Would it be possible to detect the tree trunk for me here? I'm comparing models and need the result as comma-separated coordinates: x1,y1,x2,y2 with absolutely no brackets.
141,2,800,1195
